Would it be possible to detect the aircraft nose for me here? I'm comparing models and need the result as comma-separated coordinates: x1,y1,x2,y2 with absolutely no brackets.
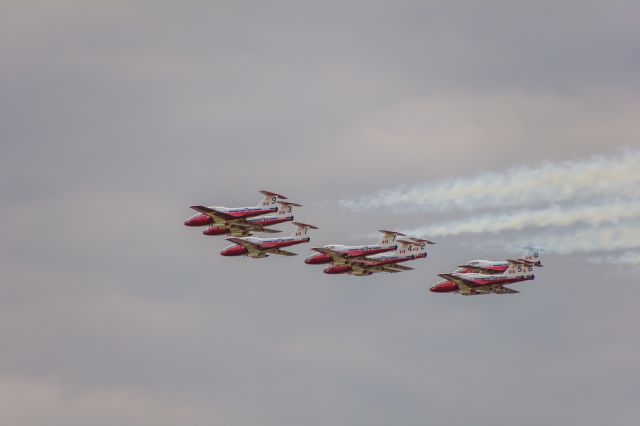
184,214,210,227
429,283,446,293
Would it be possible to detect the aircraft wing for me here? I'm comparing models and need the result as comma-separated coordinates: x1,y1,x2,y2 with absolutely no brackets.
461,285,520,296
191,205,236,221
456,264,503,274
438,274,520,296
438,273,478,286
311,247,354,264
381,264,414,273
489,286,519,295
348,258,378,266
228,225,281,237
225,237,263,256
269,248,298,256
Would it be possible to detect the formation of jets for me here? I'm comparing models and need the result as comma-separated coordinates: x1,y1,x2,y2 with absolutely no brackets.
185,191,544,295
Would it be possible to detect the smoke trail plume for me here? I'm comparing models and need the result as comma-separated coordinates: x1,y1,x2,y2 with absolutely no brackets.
340,149,640,212
472,223,640,256
590,251,640,266
403,200,640,237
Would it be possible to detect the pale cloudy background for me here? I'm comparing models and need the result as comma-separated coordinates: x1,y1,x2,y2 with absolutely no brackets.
1,1,640,425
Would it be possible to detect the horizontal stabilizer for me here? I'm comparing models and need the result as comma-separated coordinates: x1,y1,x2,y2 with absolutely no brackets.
410,238,436,244
259,190,288,199
512,258,543,267
292,222,319,229
378,230,406,236
278,201,302,207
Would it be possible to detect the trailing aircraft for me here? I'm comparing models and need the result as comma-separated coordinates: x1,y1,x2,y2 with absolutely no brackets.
220,222,318,258
430,256,542,296
455,247,543,274
304,230,407,265
323,238,434,276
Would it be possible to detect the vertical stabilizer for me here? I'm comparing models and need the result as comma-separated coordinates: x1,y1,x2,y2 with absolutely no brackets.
258,190,288,208
377,230,405,246
291,222,319,238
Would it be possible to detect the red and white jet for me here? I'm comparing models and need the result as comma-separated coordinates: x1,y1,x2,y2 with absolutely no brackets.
304,230,406,265
185,190,297,236
202,201,301,237
323,238,434,276
430,253,543,296
220,222,318,258
454,247,543,274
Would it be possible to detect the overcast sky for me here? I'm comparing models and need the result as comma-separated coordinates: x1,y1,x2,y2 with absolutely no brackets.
1,1,640,425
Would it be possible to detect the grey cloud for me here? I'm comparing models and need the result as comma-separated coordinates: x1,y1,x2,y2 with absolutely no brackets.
2,1,640,425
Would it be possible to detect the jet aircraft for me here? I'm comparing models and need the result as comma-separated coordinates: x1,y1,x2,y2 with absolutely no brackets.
455,247,543,274
202,201,301,236
220,222,318,258
304,230,407,265
323,238,434,276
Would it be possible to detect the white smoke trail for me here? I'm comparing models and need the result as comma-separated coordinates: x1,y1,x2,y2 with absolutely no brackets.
340,148,640,212
403,200,640,237
590,251,640,266
471,223,640,256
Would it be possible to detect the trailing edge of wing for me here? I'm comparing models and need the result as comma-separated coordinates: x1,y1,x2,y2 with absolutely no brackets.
248,226,281,234
383,264,414,272
270,248,297,256
259,190,288,199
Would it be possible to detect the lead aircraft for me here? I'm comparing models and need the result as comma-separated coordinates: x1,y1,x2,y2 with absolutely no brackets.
323,238,434,276
304,230,406,265
185,190,297,236
221,222,318,258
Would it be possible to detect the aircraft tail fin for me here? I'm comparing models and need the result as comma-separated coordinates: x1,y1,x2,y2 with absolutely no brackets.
408,238,433,256
395,239,414,256
291,222,318,238
258,190,288,208
519,247,544,266
376,230,405,246
504,259,536,278
277,201,302,217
